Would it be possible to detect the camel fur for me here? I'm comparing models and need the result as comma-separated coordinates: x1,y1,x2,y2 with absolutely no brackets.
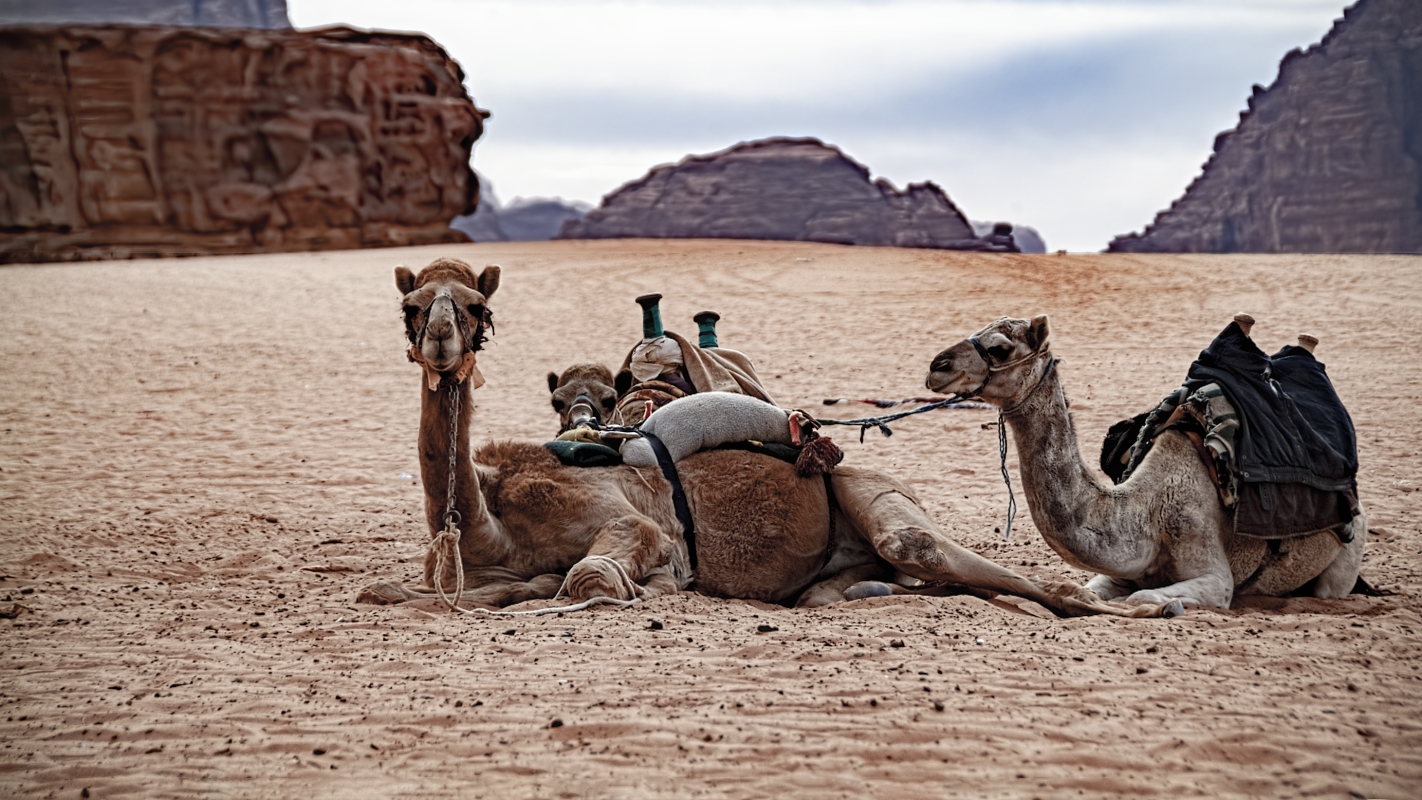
925,315,1366,609
358,261,1167,617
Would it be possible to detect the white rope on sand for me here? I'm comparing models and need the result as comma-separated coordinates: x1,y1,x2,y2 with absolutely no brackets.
431,542,641,616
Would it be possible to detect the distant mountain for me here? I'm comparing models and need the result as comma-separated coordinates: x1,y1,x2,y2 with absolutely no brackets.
971,220,1047,254
557,137,1018,251
1110,0,1422,254
0,0,290,28
450,174,591,243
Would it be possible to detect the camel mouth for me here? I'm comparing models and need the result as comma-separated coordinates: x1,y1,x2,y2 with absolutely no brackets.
926,369,968,395
420,339,464,374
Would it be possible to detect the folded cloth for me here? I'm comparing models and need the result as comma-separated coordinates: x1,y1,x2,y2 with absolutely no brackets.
1185,321,1355,491
628,336,685,382
620,331,774,405
1109,320,1358,539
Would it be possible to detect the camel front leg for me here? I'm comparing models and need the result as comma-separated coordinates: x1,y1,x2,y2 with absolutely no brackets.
831,468,1168,618
357,572,565,608
562,515,677,602
464,574,565,607
1125,574,1232,608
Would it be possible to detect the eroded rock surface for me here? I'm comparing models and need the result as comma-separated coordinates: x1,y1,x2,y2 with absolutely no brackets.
1110,0,1422,254
557,137,987,249
0,25,486,262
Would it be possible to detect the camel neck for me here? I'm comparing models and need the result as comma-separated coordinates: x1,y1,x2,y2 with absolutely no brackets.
1000,362,1142,576
417,379,506,565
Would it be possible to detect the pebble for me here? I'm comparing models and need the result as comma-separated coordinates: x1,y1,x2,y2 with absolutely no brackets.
648,619,664,630
757,624,778,633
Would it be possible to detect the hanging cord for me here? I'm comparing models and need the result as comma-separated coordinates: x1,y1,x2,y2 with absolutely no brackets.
993,356,1058,543
995,409,1017,542
815,398,988,442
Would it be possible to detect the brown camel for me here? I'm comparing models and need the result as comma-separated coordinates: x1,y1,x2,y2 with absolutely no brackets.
358,260,1166,617
548,363,618,432
924,315,1366,609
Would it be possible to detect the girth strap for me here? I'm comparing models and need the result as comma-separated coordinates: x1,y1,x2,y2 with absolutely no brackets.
641,431,697,570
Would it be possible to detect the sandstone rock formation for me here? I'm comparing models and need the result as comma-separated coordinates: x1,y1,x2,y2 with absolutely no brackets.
0,0,290,29
557,137,993,250
0,25,486,262
1110,0,1422,254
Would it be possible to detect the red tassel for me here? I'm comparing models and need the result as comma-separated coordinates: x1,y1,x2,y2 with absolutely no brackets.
796,436,844,478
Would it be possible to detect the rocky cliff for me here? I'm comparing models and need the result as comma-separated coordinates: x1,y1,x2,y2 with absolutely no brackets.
1110,0,1422,254
557,138,989,249
0,25,486,262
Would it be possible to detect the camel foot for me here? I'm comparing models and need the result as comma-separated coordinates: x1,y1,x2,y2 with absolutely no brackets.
844,581,895,601
1161,599,1186,618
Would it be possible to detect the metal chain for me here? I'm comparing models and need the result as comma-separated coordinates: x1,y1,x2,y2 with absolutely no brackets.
432,381,466,611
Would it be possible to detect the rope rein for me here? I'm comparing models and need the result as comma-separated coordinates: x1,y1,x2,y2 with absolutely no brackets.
815,399,987,442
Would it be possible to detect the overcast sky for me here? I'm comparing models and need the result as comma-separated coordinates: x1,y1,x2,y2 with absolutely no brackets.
292,0,1346,251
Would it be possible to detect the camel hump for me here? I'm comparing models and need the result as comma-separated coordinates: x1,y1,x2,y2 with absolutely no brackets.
622,392,791,467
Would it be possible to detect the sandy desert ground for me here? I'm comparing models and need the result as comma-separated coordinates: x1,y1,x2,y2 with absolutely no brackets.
1,240,1419,799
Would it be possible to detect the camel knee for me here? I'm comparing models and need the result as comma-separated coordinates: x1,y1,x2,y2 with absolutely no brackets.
874,527,946,572
563,557,639,602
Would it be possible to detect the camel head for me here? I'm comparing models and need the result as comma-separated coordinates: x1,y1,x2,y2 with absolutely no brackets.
395,258,499,390
548,363,617,432
926,315,1052,407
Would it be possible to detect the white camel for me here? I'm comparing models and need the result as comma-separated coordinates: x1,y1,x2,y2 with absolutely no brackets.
925,315,1365,609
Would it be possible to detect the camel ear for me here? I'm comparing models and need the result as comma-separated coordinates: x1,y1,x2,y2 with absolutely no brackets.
394,265,415,296
547,371,560,393
614,369,634,396
1027,314,1051,352
477,265,500,299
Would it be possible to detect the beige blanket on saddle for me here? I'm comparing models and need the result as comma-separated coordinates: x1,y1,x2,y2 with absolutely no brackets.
620,330,775,405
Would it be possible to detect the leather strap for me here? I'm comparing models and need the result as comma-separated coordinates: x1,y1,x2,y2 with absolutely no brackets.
642,432,697,570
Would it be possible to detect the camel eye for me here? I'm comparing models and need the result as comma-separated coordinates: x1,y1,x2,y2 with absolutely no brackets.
467,304,484,318
552,399,566,412
988,343,1015,360
601,397,616,410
